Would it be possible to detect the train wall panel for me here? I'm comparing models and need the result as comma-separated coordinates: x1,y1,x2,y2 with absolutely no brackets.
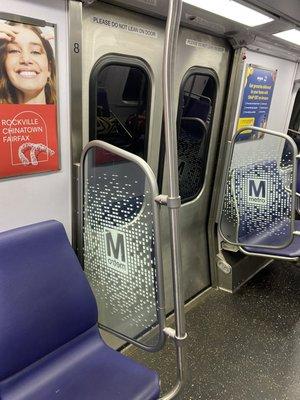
235,50,298,134
231,50,298,167
0,0,72,238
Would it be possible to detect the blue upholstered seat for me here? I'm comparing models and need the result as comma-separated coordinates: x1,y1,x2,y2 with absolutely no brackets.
231,160,300,258
297,159,300,194
244,220,300,258
0,220,160,400
183,94,211,122
232,160,293,248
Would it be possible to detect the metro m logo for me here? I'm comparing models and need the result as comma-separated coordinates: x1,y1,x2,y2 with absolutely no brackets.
104,228,128,274
247,178,267,205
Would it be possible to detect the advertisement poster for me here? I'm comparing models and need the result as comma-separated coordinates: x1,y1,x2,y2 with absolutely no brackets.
0,18,59,178
237,64,277,140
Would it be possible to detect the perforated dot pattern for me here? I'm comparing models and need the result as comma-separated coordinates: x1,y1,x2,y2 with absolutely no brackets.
83,152,159,344
233,160,292,246
220,135,295,248
178,132,206,200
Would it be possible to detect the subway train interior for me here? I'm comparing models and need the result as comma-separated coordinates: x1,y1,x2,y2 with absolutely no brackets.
0,0,300,399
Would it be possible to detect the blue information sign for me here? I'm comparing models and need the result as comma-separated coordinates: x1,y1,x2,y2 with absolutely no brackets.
237,65,277,140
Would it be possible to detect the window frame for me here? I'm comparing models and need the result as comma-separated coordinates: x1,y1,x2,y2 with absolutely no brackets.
89,55,152,161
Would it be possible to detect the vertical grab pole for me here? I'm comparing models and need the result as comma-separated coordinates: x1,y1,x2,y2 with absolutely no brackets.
160,0,186,399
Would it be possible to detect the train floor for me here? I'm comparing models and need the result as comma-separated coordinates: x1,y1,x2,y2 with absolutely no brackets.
125,261,300,400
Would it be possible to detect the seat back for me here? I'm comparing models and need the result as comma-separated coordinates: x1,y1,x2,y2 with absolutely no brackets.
0,220,98,381
297,159,300,193
232,160,293,247
219,127,297,249
97,87,110,117
183,94,211,123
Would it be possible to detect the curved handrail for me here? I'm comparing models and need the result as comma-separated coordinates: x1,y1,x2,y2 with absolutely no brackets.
181,116,207,133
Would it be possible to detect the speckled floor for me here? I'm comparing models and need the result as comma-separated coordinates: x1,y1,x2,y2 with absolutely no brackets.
125,261,300,400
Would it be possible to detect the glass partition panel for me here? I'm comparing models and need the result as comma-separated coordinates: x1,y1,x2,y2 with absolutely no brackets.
219,127,297,249
81,142,164,350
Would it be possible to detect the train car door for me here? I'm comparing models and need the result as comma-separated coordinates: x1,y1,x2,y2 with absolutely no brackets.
80,2,166,337
79,1,231,319
159,27,231,308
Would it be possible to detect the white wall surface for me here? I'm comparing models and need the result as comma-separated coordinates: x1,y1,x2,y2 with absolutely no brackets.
0,0,72,237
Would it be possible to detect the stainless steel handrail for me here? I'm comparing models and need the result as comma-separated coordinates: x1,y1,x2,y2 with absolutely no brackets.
159,1,187,399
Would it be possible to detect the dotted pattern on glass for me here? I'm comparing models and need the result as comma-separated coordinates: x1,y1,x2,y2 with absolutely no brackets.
220,133,294,248
178,129,206,200
83,149,159,344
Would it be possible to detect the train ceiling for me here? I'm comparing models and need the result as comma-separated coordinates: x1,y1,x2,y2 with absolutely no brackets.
91,0,300,61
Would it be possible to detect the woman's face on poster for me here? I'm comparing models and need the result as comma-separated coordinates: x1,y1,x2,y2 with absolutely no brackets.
5,26,50,97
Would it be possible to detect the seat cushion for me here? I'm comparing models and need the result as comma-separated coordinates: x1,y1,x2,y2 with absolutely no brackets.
0,326,160,400
243,220,300,258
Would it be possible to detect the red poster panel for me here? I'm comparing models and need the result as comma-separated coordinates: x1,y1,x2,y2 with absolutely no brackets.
0,105,59,177
0,18,59,178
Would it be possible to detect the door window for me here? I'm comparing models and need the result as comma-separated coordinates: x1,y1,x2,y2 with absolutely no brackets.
90,62,150,159
177,71,217,203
